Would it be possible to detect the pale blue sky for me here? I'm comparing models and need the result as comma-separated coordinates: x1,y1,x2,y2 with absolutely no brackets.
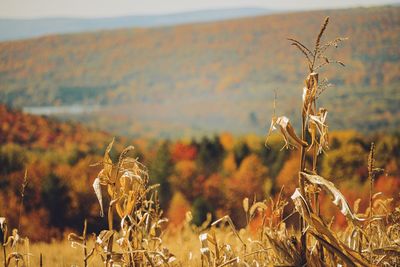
0,0,398,18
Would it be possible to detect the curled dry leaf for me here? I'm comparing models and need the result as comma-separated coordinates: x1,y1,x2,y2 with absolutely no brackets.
99,138,115,184
10,229,20,248
120,170,143,195
93,177,104,217
67,233,85,248
0,217,6,244
243,198,249,213
302,73,318,117
266,116,308,150
290,191,370,267
0,217,6,232
199,233,212,263
291,188,312,221
300,172,365,223
308,108,329,154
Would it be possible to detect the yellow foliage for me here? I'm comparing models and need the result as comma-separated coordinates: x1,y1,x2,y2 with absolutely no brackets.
220,132,235,151
244,133,262,151
174,160,197,179
222,152,237,173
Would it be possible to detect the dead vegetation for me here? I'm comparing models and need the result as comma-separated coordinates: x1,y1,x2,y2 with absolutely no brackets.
1,171,32,267
1,17,400,266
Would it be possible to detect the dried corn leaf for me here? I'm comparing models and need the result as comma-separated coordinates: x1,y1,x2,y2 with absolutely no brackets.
199,233,212,263
243,198,249,213
309,215,369,266
10,229,20,248
267,116,308,150
120,171,143,195
99,138,114,183
291,187,370,266
291,188,312,220
0,217,5,229
310,232,357,267
109,252,125,263
0,217,7,242
67,233,83,243
116,200,124,219
67,233,85,248
93,177,104,217
95,230,115,253
300,172,364,223
308,108,329,154
373,247,400,257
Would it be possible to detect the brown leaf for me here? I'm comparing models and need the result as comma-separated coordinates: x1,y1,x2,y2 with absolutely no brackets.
300,172,365,223
93,178,104,217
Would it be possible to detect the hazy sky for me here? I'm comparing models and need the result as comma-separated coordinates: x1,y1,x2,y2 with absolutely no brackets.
1,0,399,18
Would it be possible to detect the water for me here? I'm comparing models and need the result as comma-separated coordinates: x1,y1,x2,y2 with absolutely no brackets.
23,105,101,116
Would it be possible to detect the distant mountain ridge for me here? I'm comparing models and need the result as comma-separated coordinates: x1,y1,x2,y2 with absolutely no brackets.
0,8,272,41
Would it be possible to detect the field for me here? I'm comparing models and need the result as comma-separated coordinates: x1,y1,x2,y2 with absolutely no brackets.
1,7,400,267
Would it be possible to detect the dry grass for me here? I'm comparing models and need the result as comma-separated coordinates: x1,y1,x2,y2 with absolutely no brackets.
1,17,400,266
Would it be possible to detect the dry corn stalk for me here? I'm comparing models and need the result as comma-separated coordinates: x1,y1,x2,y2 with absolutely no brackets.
70,139,176,266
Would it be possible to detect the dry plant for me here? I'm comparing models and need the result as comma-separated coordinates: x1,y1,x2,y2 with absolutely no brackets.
185,16,400,267
68,138,177,266
1,171,31,267
253,16,399,266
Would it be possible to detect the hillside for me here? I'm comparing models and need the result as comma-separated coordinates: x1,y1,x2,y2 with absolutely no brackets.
1,103,399,242
0,8,272,41
0,104,139,240
0,6,399,138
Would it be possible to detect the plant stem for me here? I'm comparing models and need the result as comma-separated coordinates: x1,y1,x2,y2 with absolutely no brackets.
2,244,6,267
299,129,307,264
83,219,88,267
368,142,375,264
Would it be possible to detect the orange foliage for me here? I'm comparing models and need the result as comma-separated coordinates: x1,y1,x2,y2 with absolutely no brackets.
229,154,268,201
167,192,191,228
222,152,237,173
375,175,400,196
276,153,300,194
170,142,197,162
203,173,225,207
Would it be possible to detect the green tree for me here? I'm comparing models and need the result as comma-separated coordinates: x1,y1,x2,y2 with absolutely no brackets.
0,143,27,174
233,141,251,166
375,133,400,174
321,143,367,181
149,142,173,210
196,136,225,175
41,173,71,229
192,197,214,226
258,136,289,178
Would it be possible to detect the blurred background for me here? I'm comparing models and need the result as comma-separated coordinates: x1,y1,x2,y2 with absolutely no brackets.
0,0,399,241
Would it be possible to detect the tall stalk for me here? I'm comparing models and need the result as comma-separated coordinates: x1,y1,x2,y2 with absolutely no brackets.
83,219,88,267
267,16,346,264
